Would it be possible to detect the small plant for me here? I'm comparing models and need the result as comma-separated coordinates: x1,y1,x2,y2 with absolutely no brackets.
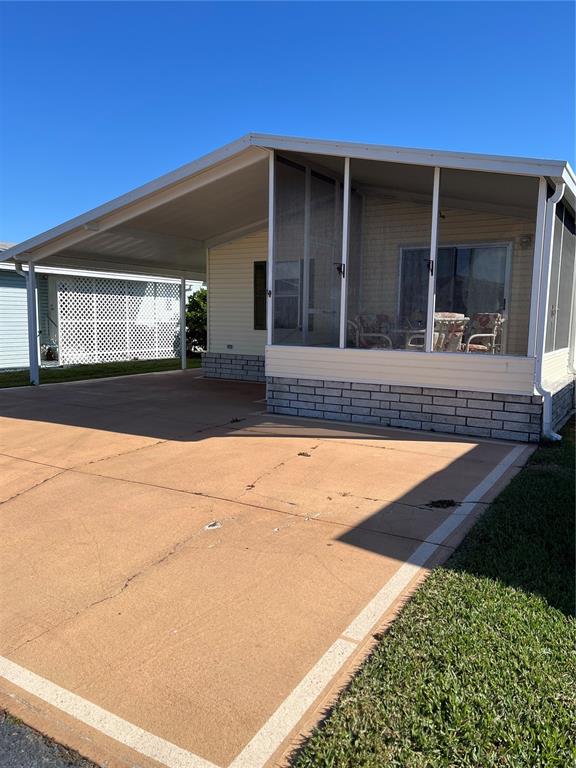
186,287,207,352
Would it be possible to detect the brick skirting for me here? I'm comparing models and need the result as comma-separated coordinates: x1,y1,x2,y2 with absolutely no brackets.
202,352,265,382
551,379,575,431
267,377,544,442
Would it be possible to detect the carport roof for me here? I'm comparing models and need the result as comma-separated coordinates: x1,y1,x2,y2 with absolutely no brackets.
2,133,575,279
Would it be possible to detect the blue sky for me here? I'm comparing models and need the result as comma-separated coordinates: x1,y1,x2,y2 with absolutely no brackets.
1,1,574,244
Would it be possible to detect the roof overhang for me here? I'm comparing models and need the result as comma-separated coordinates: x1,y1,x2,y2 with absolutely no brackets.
1,133,574,278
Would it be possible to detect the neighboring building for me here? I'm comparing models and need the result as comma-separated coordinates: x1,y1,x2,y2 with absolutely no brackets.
0,250,202,369
1,134,574,441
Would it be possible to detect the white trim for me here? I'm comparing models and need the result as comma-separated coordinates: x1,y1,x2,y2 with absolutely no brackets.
28,263,40,384
205,246,211,353
549,203,566,351
339,158,351,349
0,261,203,286
229,442,526,768
0,657,218,768
302,168,311,345
534,182,565,439
266,151,275,347
250,134,570,179
527,178,548,357
180,278,187,370
425,168,440,352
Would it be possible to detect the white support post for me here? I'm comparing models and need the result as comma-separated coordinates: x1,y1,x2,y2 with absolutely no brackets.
180,277,187,370
266,150,275,347
339,157,351,349
527,178,549,357
536,183,565,360
302,167,311,345
425,167,441,352
26,262,40,385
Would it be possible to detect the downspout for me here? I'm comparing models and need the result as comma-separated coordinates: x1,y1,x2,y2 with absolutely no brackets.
533,181,565,440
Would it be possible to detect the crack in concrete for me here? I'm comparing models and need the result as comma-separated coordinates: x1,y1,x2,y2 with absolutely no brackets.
72,438,168,470
6,524,210,656
0,471,67,508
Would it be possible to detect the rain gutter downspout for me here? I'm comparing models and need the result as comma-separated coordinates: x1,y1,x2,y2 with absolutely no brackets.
534,181,565,440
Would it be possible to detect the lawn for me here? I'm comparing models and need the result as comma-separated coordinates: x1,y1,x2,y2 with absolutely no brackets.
292,419,575,768
0,356,201,388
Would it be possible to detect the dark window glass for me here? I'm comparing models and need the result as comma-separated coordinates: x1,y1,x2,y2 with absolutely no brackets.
254,261,267,330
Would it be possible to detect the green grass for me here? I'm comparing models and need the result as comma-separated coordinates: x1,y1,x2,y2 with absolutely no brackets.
292,420,576,768
0,356,201,388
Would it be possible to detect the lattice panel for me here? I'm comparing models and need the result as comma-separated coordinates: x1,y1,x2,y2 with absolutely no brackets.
57,276,182,365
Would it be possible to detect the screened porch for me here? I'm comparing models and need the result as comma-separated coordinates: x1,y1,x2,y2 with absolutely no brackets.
269,151,571,360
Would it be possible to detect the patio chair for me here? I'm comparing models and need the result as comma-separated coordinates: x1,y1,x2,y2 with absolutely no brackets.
347,314,392,349
465,312,505,354
433,313,469,352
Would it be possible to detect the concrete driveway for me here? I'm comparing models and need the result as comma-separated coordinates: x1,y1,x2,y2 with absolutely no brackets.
0,370,532,768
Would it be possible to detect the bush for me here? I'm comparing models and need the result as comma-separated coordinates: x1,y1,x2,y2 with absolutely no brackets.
186,287,207,351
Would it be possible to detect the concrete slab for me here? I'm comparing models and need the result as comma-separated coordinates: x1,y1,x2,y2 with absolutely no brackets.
0,373,532,768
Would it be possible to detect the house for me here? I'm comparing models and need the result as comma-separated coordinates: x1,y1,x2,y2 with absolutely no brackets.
0,249,202,369
1,134,574,441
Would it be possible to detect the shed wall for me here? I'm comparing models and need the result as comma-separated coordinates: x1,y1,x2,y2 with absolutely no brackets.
0,271,28,369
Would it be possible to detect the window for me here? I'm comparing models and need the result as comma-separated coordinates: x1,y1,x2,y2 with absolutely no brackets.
400,244,510,353
253,261,267,330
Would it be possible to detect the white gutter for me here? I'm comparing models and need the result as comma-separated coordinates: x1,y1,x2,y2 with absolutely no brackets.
533,181,565,440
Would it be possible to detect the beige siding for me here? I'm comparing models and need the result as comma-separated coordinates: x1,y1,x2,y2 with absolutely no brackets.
208,229,267,355
266,345,536,395
352,197,535,356
542,349,572,389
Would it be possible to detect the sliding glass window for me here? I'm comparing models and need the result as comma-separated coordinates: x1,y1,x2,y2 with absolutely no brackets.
272,155,343,346
435,169,539,355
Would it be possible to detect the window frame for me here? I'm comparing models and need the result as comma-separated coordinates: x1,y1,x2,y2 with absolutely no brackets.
398,241,513,353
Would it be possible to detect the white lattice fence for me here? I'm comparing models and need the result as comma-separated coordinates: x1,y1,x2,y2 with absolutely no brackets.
57,276,182,365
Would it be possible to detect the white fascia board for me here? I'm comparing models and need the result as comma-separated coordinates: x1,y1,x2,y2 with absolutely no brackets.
0,134,257,263
0,261,204,284
561,163,576,209
248,133,569,178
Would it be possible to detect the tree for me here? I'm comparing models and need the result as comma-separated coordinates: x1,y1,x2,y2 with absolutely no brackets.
185,287,207,352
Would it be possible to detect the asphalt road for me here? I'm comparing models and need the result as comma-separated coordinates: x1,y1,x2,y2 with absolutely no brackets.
0,710,97,768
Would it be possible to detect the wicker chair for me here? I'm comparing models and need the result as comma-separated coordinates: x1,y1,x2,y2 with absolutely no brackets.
465,313,505,354
347,314,392,349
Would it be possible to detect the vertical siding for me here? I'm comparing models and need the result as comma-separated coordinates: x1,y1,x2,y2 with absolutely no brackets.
208,229,268,355
0,270,29,369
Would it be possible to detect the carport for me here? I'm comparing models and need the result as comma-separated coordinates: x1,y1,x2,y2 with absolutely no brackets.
1,136,271,383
